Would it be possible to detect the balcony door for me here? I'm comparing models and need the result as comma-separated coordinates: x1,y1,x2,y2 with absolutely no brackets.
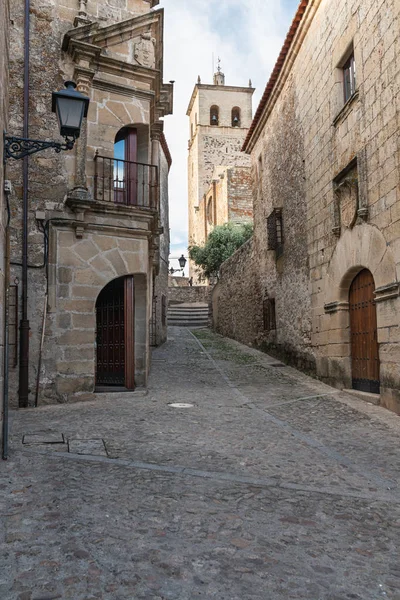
114,128,138,206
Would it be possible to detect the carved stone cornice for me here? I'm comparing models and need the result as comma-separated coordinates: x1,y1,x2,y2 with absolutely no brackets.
150,121,164,141
92,77,155,101
324,301,349,314
374,282,400,303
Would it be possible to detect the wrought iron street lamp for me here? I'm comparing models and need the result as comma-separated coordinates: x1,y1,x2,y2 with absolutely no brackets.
169,255,187,276
4,81,90,161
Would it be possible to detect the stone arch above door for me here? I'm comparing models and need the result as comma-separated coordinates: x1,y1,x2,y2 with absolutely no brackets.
324,223,399,310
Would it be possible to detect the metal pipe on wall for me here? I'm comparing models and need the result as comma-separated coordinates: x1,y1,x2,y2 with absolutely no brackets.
19,0,30,407
2,185,11,460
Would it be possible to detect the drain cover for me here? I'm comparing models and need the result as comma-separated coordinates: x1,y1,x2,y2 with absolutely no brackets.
168,403,194,408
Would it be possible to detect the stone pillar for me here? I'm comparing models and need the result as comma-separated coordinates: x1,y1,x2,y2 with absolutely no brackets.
150,122,163,168
70,66,95,201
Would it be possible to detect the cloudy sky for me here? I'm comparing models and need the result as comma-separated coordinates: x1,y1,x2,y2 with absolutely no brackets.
159,0,300,271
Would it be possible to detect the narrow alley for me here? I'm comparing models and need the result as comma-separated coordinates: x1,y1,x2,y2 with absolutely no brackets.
1,327,400,600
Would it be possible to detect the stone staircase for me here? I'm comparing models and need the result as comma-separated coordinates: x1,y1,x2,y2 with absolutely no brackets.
168,302,209,328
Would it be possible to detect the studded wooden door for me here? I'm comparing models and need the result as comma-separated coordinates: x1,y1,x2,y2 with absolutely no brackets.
96,276,135,388
349,269,380,393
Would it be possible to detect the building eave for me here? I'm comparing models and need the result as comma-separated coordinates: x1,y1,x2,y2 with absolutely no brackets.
243,0,319,154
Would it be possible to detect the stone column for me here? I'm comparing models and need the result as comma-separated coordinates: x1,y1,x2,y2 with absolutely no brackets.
70,66,95,201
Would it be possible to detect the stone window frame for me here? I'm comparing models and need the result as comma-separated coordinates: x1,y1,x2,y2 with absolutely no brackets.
343,52,356,103
267,208,284,258
263,297,276,331
333,41,359,125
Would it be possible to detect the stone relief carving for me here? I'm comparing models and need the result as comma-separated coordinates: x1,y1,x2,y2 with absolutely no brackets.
332,172,359,236
134,32,156,68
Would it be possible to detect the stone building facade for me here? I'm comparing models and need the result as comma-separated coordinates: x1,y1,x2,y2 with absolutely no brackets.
6,0,173,406
187,69,254,279
213,0,400,413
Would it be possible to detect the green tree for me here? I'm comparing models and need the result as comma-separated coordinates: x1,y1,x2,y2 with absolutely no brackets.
189,222,253,281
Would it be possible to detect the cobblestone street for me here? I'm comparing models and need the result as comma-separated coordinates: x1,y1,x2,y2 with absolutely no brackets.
1,326,400,600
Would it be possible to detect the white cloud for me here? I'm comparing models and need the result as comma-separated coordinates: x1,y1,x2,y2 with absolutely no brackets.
160,0,299,269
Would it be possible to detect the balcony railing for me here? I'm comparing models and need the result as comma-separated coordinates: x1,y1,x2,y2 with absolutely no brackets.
94,153,159,211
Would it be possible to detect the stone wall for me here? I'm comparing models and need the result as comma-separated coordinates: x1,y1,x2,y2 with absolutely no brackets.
0,0,10,443
215,0,400,412
169,285,212,305
152,143,170,346
213,239,263,344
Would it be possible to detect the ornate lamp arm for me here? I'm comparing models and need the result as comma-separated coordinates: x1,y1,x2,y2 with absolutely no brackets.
4,134,75,162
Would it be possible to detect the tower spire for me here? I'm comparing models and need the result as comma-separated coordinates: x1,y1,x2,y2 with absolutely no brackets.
213,57,225,86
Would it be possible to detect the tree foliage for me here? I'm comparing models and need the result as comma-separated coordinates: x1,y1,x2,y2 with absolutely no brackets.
189,222,253,281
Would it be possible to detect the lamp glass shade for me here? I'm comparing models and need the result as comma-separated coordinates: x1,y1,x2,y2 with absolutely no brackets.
52,81,90,139
178,255,187,269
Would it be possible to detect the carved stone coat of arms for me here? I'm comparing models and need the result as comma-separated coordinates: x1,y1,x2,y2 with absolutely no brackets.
134,32,156,69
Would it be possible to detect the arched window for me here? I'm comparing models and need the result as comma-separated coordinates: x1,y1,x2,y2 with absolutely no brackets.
232,107,241,127
207,197,213,224
210,105,219,126
195,113,198,126
191,123,193,138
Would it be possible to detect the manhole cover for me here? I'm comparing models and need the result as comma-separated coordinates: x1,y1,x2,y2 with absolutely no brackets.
168,403,194,408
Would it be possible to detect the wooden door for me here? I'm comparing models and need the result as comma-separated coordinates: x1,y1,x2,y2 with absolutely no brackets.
349,269,380,393
96,276,135,389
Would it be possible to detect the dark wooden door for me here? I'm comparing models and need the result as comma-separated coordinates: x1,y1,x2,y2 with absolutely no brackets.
349,269,380,393
96,276,135,389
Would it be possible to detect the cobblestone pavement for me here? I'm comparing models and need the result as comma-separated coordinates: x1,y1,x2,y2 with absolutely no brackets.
1,326,400,600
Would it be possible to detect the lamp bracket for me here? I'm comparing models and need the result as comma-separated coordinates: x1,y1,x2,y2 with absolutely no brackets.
4,134,75,162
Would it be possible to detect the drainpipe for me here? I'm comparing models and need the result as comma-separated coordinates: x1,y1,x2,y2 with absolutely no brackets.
2,183,11,459
19,0,30,408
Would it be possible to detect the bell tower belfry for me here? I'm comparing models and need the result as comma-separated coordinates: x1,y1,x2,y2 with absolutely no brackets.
187,66,254,277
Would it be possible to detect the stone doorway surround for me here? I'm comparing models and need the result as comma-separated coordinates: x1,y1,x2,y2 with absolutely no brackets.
321,223,400,413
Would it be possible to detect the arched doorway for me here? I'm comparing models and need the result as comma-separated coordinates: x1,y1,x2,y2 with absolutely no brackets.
95,275,135,390
349,269,380,393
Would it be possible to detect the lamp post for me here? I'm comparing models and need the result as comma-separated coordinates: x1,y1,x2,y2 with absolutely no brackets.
4,81,90,161
3,80,90,408
169,254,187,276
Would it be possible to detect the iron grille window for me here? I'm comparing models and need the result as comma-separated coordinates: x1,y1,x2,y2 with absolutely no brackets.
161,295,166,327
343,53,356,103
263,298,276,331
267,208,283,257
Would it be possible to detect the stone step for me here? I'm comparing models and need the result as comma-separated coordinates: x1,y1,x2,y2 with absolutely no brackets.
168,316,209,322
168,314,208,318
168,306,209,312
168,320,208,327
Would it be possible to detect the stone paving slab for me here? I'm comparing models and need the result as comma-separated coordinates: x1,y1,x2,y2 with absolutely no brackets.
1,326,400,599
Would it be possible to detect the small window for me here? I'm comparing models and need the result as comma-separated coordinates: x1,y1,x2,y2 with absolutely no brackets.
343,53,356,103
191,123,193,138
231,107,241,127
207,197,213,224
267,208,284,258
263,298,276,331
210,105,219,126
